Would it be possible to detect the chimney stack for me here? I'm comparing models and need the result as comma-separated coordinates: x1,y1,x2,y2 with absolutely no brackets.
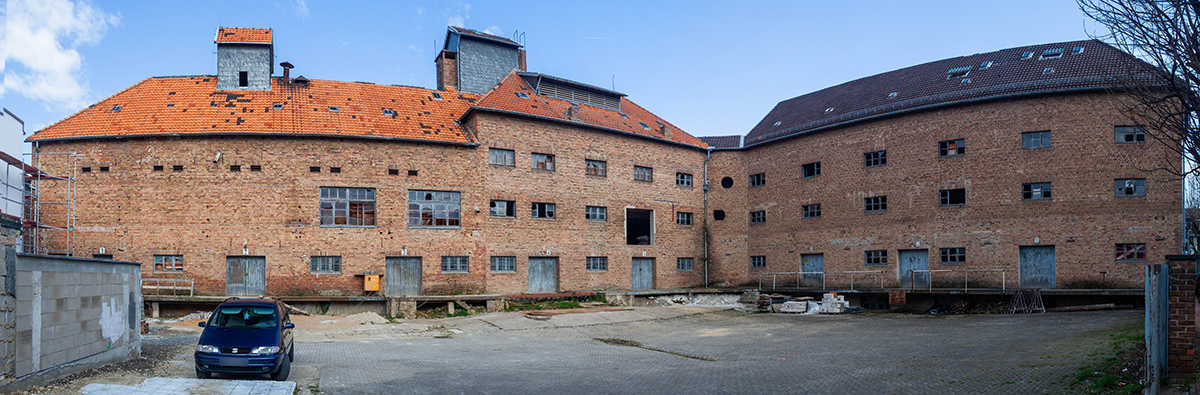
280,61,294,85
518,49,527,72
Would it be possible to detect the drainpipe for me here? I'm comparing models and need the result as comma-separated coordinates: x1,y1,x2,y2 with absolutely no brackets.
703,147,711,287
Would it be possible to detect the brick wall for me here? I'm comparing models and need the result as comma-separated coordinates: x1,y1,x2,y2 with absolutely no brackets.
1167,257,1195,382
705,150,750,286
436,50,459,91
216,44,272,91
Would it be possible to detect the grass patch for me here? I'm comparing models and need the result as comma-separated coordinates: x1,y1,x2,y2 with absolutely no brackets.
1070,323,1144,395
505,299,584,312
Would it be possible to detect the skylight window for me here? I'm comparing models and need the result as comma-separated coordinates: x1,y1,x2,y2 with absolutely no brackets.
961,78,971,84
272,102,283,110
619,112,629,119
638,122,650,130
947,65,973,76
1021,51,1034,60
382,108,396,117
432,92,443,100
980,61,993,69
110,105,122,113
888,92,897,99
1072,46,1085,54
1043,68,1054,74
329,106,339,112
773,121,781,127
656,121,665,127
824,107,834,114
515,92,529,99
1039,48,1063,60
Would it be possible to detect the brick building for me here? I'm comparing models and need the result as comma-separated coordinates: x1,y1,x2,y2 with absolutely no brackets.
25,28,1180,296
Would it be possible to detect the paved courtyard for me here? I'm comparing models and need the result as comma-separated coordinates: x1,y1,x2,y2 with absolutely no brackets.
302,308,1139,394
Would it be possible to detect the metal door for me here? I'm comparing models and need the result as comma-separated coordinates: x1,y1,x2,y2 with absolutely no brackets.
528,257,558,293
632,258,654,290
385,257,422,296
801,254,824,287
1019,246,1056,288
899,250,929,289
226,256,266,296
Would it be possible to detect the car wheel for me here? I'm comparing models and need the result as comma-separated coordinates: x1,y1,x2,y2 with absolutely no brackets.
195,366,212,379
288,343,294,362
271,354,291,381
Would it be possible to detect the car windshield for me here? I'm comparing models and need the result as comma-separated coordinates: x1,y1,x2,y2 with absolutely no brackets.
208,306,278,329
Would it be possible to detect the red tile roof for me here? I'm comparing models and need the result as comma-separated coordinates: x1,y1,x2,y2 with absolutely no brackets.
468,72,706,148
746,40,1150,146
27,76,479,144
215,27,272,44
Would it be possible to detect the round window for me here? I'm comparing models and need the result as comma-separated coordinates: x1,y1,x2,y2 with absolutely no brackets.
713,210,726,220
721,177,733,188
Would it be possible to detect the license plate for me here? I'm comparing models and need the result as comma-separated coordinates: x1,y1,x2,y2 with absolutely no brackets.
219,358,249,367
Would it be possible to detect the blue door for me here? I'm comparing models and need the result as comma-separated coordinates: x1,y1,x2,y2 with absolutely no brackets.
801,254,824,288
1019,246,1056,288
632,258,654,290
899,250,929,289
528,257,558,293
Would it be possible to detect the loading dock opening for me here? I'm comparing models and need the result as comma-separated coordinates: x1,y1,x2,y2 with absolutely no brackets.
626,209,653,245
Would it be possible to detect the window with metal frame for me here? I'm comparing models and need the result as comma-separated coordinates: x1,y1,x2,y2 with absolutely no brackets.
489,148,515,166
750,210,766,224
865,150,887,168
1114,179,1146,197
865,250,887,266
803,204,821,219
1023,182,1052,200
408,190,460,228
490,256,516,272
751,256,766,269
585,206,607,221
865,196,887,212
1115,126,1146,143
802,162,821,178
1022,131,1051,149
677,257,694,271
634,166,653,182
490,200,515,217
676,172,693,187
750,173,765,187
532,153,555,171
940,248,965,265
441,256,469,273
677,212,693,226
311,256,342,274
940,188,966,206
532,202,556,219
586,256,608,272
586,160,607,176
321,187,377,226
154,255,184,272
939,139,965,157
1115,243,1146,262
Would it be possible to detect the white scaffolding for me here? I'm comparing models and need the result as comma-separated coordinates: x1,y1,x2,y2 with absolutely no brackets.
22,152,77,256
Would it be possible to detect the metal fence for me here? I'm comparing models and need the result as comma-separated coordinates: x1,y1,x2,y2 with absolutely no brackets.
909,269,1006,291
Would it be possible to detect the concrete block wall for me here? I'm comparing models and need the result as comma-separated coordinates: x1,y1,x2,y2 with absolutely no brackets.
216,44,272,91
3,254,140,393
457,38,518,95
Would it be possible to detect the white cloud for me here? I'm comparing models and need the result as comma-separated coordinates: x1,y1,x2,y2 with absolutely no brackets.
483,25,501,36
447,15,464,28
3,0,119,111
291,0,310,20
408,44,422,55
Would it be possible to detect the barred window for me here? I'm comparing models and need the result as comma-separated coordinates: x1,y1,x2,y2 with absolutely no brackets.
586,160,607,176
532,153,555,171
865,250,887,266
442,256,469,273
408,190,461,228
1115,244,1146,262
751,256,766,269
865,196,887,212
676,172,693,187
939,139,965,157
634,166,653,182
677,257,694,271
803,204,821,219
750,210,766,224
586,256,608,272
153,255,184,272
864,150,887,168
320,187,376,226
940,248,965,265
490,256,516,272
1115,179,1146,197
489,148,515,166
1023,182,1052,200
490,200,515,217
586,206,607,221
311,256,341,274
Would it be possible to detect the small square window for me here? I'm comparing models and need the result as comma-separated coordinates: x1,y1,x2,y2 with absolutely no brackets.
585,206,607,221
865,250,887,266
802,204,821,219
310,166,321,173
586,256,608,272
1023,182,1052,201
586,160,607,176
532,202,556,219
750,210,766,224
98,166,110,172
441,256,469,273
751,256,766,269
677,212,693,226
864,150,887,168
250,165,262,172
939,139,965,157
940,248,965,265
388,169,400,176
310,256,342,274
940,188,966,206
532,153,555,171
153,165,164,172
408,170,418,176
491,200,516,217
634,166,653,182
173,165,184,172
677,257,694,271
865,196,887,212
1115,126,1146,143
750,173,765,187
1022,131,1051,149
329,167,341,173
81,167,92,173
490,256,516,272
1115,243,1146,262
489,148,515,166
153,255,184,272
676,172,693,187
1115,179,1146,197
230,165,241,172
802,162,821,178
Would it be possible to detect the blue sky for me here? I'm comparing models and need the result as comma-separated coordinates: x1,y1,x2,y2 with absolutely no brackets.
3,0,1106,150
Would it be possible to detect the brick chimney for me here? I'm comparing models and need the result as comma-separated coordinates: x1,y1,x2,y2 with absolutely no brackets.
660,125,673,140
518,49,527,72
280,61,294,85
436,50,459,91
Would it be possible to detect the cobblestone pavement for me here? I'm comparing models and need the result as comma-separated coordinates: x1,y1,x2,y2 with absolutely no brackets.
304,309,1139,394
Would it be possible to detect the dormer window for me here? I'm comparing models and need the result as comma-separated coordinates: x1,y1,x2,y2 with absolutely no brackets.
1039,48,1064,60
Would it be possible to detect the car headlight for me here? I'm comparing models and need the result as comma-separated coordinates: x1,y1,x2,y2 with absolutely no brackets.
250,346,280,355
196,345,218,353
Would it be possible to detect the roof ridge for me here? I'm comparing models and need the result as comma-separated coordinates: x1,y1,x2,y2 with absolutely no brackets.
28,76,157,138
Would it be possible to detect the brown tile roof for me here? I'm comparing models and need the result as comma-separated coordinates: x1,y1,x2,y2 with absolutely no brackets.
699,135,741,149
746,40,1148,146
28,76,479,144
215,27,272,44
449,26,520,47
468,72,706,148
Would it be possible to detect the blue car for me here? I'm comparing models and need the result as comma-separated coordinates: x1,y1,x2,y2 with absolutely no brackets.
194,298,295,380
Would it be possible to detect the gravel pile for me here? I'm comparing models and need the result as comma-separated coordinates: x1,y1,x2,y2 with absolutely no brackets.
651,294,745,307
345,311,389,324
